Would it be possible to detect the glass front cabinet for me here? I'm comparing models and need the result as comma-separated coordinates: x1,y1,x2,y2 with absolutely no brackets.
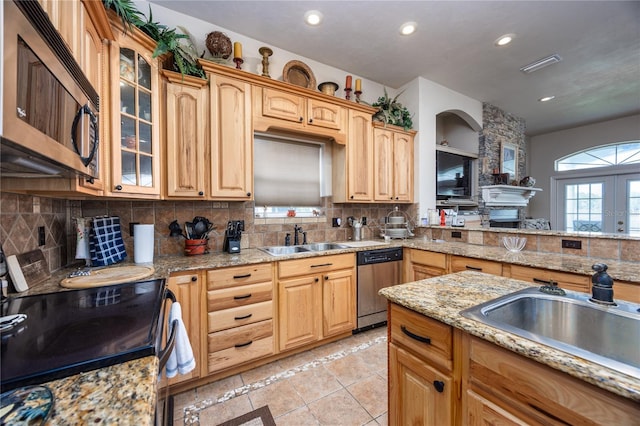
107,20,160,197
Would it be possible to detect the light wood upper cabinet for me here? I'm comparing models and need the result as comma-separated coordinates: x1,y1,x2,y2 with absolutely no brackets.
373,123,415,203
208,74,253,199
162,71,208,199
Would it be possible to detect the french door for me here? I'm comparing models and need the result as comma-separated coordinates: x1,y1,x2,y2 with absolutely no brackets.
555,173,640,235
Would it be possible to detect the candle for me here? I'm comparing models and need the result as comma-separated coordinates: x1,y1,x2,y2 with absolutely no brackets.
233,42,242,59
355,79,361,92
345,75,352,90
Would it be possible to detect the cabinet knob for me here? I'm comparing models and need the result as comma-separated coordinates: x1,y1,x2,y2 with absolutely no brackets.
191,276,197,282
198,191,204,196
85,177,95,184
390,197,394,200
315,277,319,282
350,195,354,199
115,185,123,191
325,275,329,280
395,196,399,200
308,118,313,123
433,380,445,393
246,192,252,197
299,116,304,122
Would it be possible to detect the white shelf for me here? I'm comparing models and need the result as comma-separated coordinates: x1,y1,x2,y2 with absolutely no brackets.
481,185,542,206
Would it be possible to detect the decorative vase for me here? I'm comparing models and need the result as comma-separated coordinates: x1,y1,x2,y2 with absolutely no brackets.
206,31,232,59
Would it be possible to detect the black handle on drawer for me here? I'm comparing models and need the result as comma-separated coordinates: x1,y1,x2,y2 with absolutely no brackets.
234,293,252,300
401,325,431,344
235,340,253,348
533,278,552,285
233,273,252,279
433,380,445,393
234,313,253,320
465,265,482,271
310,263,333,268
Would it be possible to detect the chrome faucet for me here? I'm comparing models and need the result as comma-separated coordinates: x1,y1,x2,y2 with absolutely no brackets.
590,263,615,305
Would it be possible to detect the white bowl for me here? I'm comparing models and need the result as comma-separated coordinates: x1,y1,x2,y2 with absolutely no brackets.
502,236,526,252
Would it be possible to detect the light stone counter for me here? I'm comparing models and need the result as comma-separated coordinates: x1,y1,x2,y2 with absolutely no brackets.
379,270,640,401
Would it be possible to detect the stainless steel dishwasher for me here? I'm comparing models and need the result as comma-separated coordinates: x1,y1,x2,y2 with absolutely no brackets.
355,247,403,332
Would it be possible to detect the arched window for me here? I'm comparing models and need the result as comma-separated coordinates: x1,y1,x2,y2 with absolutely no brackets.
555,141,640,171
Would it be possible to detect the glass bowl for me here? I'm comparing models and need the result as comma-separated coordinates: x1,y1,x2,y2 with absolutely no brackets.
503,236,527,252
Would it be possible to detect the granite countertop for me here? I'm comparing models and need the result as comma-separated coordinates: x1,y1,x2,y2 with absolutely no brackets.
40,356,159,425
18,239,640,297
379,270,640,401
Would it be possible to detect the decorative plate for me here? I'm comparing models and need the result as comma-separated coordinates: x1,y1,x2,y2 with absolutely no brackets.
283,60,316,89
0,385,54,425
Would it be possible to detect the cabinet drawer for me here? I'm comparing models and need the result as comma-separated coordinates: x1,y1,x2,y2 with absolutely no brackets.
278,253,354,278
208,282,272,312
509,265,589,293
208,320,274,373
450,255,503,275
615,280,640,303
390,303,453,372
208,300,273,332
409,249,447,270
207,263,272,290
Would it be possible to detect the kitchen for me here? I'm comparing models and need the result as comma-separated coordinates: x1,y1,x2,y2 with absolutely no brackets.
1,0,639,424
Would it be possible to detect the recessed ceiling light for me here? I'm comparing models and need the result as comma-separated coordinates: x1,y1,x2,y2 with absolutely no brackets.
399,22,417,36
520,54,563,73
539,96,556,102
304,10,323,26
494,34,515,46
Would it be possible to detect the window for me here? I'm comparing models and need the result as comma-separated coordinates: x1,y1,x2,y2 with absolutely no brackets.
555,141,640,171
564,182,603,232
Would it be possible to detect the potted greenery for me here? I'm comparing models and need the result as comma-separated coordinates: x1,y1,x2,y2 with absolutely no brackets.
371,88,413,131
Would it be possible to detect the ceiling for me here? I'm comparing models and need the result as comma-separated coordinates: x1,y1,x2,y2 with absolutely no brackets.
149,1,640,136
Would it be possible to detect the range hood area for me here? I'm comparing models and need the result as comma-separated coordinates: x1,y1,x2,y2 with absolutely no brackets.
0,138,77,178
481,185,542,206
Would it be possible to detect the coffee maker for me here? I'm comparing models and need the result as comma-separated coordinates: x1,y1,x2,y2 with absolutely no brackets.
223,220,244,254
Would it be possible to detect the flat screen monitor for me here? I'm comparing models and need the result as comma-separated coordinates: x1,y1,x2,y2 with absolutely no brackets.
436,151,472,199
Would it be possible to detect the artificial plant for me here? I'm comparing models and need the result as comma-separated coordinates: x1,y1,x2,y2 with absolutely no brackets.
371,88,414,131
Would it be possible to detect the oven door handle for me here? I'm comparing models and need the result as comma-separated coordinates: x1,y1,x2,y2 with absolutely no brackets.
158,289,178,371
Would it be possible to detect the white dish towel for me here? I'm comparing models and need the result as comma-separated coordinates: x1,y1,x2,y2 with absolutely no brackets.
165,302,195,378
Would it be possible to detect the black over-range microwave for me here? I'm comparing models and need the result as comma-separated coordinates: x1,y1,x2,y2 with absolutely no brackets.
1,0,99,179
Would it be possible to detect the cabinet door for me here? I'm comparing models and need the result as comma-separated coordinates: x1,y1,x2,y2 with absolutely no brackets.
163,272,202,385
373,127,394,201
261,87,305,124
165,80,207,198
347,109,373,201
411,263,445,281
466,390,530,426
278,275,322,351
323,268,356,337
508,265,589,293
393,131,413,202
307,98,342,130
54,0,82,61
109,36,161,196
450,256,503,276
389,344,453,426
209,74,253,199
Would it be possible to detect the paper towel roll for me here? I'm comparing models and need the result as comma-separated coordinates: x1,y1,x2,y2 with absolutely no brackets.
134,224,155,264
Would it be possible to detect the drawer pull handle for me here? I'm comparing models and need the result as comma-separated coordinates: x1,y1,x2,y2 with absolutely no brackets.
233,273,252,279
465,265,482,271
235,340,253,348
401,325,431,344
533,278,552,285
433,380,445,393
311,263,333,268
234,313,253,320
234,293,252,300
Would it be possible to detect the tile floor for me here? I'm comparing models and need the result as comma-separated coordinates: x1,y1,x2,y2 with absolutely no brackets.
171,326,388,426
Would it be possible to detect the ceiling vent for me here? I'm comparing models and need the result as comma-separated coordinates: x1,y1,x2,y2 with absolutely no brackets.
520,54,562,74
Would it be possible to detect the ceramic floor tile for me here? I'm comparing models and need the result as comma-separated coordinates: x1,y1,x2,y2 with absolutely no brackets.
324,352,377,387
347,374,388,418
248,379,306,418
308,388,374,426
196,374,244,401
358,344,388,374
277,348,319,371
240,360,285,385
375,412,389,426
310,336,354,358
288,365,343,404
171,389,197,422
197,394,253,426
275,406,321,425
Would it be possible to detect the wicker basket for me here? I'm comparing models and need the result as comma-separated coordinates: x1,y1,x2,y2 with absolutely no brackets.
206,31,232,59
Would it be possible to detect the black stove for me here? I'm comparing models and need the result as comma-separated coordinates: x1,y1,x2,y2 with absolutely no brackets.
1,279,167,392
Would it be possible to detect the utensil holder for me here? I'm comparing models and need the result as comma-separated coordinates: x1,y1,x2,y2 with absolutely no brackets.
185,239,208,256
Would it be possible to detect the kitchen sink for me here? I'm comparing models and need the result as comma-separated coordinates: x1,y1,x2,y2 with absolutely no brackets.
258,242,350,256
460,287,640,377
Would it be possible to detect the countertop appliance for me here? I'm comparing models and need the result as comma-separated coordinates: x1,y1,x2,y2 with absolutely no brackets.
0,279,174,392
2,0,99,179
355,247,403,332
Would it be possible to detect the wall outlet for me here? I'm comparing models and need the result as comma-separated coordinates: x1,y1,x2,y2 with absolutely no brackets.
361,217,367,225
562,239,582,249
451,231,462,239
332,217,341,227
38,226,45,246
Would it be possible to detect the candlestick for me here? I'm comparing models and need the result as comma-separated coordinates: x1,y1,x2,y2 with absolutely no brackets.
355,79,361,92
345,87,352,101
354,90,362,103
345,75,352,90
258,46,273,78
233,42,242,59
233,57,244,70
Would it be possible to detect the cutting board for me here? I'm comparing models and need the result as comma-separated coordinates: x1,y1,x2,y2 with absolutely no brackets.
6,249,50,292
60,265,155,289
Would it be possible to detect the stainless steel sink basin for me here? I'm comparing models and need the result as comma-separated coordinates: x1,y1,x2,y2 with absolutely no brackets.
258,246,311,256
258,242,349,256
461,287,640,377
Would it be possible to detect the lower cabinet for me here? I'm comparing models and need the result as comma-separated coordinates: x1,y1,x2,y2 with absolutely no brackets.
449,255,503,275
507,264,590,292
277,254,356,352
405,249,447,282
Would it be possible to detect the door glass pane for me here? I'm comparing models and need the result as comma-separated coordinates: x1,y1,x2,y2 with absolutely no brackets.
120,48,135,80
139,122,152,154
138,54,151,90
120,82,135,115
121,116,136,148
121,150,137,186
140,155,153,187
138,90,151,120
628,180,640,235
565,182,603,232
